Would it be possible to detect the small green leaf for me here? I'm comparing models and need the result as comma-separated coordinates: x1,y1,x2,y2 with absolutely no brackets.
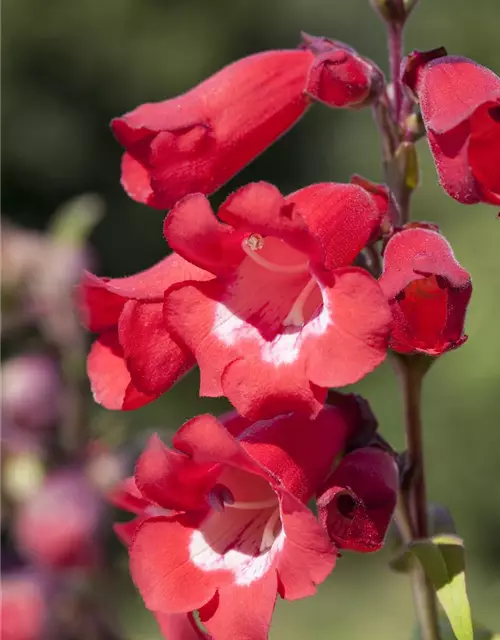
389,504,455,574
409,535,472,640
412,615,499,640
49,193,104,246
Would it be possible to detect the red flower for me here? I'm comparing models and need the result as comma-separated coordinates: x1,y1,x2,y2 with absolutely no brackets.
78,254,212,410
112,50,314,210
317,448,398,553
114,407,353,640
302,35,384,108
402,49,500,205
379,227,472,355
163,181,392,419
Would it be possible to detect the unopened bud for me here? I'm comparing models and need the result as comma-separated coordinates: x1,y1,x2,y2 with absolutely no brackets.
303,35,385,109
370,0,419,23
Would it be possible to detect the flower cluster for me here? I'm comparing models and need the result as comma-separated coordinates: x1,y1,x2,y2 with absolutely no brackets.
77,21,498,639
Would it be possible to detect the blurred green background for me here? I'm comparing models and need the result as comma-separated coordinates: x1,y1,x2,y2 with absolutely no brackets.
3,0,500,637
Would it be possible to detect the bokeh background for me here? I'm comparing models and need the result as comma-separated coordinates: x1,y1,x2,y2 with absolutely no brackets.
2,0,500,638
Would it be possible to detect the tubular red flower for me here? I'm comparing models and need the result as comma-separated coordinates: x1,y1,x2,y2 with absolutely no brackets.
317,448,398,553
379,227,472,355
402,49,500,205
112,50,315,210
163,181,392,419
302,35,385,108
114,407,353,640
77,254,212,410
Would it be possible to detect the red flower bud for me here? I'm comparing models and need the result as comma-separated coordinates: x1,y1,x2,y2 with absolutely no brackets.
380,227,472,355
303,35,385,108
402,49,500,206
317,448,398,552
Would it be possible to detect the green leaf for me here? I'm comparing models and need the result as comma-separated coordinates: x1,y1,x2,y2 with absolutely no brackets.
412,615,499,640
409,535,472,640
49,193,104,246
389,504,456,574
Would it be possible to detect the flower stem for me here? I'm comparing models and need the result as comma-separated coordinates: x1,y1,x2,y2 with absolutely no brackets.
394,355,441,640
388,21,404,123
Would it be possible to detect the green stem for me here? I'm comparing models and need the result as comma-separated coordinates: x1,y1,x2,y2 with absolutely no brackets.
395,355,441,640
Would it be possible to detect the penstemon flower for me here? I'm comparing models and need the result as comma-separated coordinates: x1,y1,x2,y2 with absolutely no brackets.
113,407,353,638
162,181,391,418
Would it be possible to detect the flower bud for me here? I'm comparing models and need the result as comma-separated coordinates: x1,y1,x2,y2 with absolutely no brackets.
370,0,419,24
379,227,472,356
317,448,398,552
14,470,103,569
2,354,62,431
302,35,385,108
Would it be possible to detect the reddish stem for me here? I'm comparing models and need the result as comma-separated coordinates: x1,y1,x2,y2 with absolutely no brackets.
388,22,404,123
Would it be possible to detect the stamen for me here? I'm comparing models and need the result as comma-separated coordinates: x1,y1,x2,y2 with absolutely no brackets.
242,236,309,275
225,497,279,510
283,277,318,327
260,507,281,552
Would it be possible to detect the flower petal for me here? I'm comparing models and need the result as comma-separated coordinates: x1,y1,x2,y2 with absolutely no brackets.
403,52,500,133
276,490,336,600
287,183,386,270
202,573,278,640
217,182,313,252
120,152,163,210
468,102,500,203
130,514,223,613
118,300,194,396
380,228,471,298
87,331,156,410
164,194,243,277
155,612,209,640
222,357,326,420
135,433,221,512
304,267,391,388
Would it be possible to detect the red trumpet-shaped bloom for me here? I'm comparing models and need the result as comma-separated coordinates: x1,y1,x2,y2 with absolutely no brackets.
114,407,353,640
78,254,212,410
317,448,398,553
162,181,392,419
402,48,500,206
113,38,385,211
379,227,472,356
112,50,314,210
